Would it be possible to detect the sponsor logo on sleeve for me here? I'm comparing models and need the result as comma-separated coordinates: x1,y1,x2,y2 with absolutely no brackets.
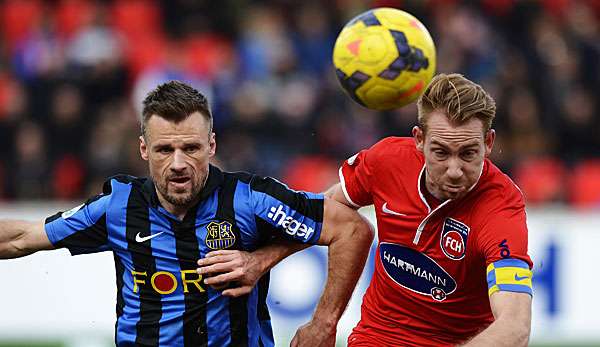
61,203,85,219
380,242,457,301
499,239,511,258
440,218,469,260
267,205,315,241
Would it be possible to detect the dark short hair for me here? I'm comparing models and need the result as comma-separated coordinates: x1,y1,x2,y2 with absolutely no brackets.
141,81,213,137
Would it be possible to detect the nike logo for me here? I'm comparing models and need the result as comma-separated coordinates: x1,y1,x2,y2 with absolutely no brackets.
514,274,529,281
135,231,165,243
382,202,407,216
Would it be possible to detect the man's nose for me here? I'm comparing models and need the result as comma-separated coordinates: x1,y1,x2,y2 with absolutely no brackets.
446,158,463,180
170,150,187,172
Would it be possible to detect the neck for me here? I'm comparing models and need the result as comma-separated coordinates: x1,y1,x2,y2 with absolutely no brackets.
156,194,191,220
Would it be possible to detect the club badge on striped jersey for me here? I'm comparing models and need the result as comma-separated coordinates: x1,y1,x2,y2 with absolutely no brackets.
440,218,469,260
205,221,236,250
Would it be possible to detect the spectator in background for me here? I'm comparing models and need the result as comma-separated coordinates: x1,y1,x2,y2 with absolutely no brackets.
0,0,598,207
85,99,144,194
48,84,86,159
504,88,553,165
556,86,599,162
13,121,48,199
10,16,64,81
65,4,122,72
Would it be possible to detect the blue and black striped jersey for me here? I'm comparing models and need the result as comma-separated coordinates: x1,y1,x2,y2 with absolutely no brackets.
44,165,324,347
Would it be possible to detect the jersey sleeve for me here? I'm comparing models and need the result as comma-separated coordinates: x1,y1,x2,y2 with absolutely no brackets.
248,175,324,244
339,149,374,208
45,191,111,255
476,191,533,297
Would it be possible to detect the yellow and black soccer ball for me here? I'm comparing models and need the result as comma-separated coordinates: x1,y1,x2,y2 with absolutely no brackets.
333,8,436,111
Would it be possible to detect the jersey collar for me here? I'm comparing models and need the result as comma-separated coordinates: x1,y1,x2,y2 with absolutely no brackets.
417,164,433,213
198,164,224,201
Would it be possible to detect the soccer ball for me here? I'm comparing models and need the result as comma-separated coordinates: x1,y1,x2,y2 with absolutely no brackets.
333,8,436,111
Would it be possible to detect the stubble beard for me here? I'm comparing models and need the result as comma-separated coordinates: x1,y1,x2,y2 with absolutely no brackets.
154,174,204,208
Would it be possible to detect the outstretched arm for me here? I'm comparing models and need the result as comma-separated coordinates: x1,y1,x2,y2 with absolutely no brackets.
0,220,53,259
459,291,531,347
290,197,373,347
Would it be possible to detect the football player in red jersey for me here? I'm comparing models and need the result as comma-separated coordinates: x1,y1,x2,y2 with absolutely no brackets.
199,73,533,347
329,73,533,347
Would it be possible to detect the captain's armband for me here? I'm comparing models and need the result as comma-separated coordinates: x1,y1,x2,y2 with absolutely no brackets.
486,258,533,297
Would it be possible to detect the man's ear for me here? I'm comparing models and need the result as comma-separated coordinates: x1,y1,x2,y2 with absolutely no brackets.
140,135,149,161
412,126,424,152
208,132,216,157
484,129,495,157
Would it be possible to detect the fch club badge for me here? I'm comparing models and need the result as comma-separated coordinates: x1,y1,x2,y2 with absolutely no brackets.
205,221,236,250
440,218,469,260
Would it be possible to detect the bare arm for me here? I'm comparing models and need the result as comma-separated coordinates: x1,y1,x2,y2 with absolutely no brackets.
291,197,374,346
460,291,532,347
324,183,356,209
0,220,54,259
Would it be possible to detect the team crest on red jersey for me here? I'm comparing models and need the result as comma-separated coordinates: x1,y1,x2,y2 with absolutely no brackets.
440,218,469,260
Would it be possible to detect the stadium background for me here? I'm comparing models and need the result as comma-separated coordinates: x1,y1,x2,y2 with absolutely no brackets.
0,0,598,346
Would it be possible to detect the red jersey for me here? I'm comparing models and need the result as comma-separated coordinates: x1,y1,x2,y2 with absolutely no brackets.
341,137,533,347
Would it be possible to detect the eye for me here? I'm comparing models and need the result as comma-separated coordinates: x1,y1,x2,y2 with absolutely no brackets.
157,147,173,154
184,145,200,153
432,149,447,159
461,150,477,160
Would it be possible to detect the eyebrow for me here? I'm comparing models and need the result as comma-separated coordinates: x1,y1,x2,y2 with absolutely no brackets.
430,139,480,150
152,141,203,149
152,143,172,150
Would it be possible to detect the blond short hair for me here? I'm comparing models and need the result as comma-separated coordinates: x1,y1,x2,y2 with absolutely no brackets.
416,73,496,133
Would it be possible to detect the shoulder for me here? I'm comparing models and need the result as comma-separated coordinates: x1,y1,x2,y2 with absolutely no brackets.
369,136,418,156
105,174,147,186
220,171,294,201
352,136,420,163
358,136,423,173
222,170,292,193
219,171,263,195
224,170,323,202
104,174,147,189
474,160,525,211
222,171,254,185
102,174,151,201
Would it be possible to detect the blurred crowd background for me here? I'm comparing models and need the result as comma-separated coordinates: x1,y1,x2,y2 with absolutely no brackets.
0,0,598,207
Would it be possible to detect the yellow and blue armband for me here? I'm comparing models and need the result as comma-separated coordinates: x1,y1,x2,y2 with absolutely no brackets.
486,258,533,297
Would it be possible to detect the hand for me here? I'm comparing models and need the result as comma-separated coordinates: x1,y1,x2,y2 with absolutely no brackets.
290,320,336,347
196,250,263,297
